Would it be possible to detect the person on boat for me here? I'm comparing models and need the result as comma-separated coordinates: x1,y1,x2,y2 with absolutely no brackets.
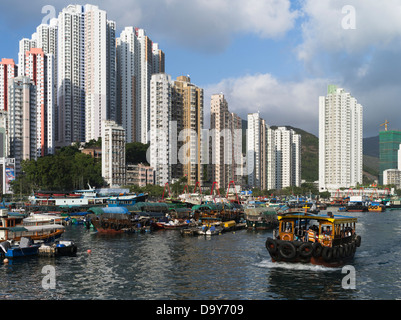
324,226,331,236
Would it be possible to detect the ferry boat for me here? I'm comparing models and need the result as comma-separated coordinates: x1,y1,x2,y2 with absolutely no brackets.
265,211,361,267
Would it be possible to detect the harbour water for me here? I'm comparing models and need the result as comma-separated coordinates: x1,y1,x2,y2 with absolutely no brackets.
1,210,401,300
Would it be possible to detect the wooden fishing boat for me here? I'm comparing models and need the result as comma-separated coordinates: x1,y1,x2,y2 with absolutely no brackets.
244,206,278,230
265,211,361,267
88,206,156,233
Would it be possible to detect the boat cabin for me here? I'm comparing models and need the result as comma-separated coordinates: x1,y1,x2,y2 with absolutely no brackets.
277,212,357,247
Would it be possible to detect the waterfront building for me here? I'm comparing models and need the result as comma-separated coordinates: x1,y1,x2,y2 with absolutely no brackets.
7,76,37,175
126,163,154,187
0,59,18,111
383,168,401,188
24,48,56,156
209,93,243,190
319,85,363,192
102,120,126,187
379,130,401,185
149,73,172,186
116,27,165,143
172,76,204,186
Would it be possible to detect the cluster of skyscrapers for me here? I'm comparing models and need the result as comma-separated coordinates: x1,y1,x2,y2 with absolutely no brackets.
0,4,166,189
0,3,312,192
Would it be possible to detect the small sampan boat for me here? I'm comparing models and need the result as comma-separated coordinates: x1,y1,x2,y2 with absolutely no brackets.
265,211,361,267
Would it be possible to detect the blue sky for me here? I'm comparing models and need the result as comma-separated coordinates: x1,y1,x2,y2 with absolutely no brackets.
1,0,401,138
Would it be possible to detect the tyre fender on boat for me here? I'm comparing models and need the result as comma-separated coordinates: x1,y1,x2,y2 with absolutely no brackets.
355,235,361,247
312,242,322,258
332,246,339,259
299,242,313,258
265,238,277,254
278,242,297,260
338,245,345,257
322,246,333,262
344,243,351,256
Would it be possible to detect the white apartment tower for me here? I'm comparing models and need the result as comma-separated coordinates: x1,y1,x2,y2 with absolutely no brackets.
247,112,263,188
273,127,301,189
319,85,363,191
57,4,116,146
117,27,165,144
57,4,85,145
116,27,138,143
210,93,243,190
149,73,172,186
247,113,301,190
84,5,116,142
102,120,126,187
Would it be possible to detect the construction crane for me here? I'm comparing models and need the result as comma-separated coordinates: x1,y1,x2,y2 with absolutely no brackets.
380,120,389,131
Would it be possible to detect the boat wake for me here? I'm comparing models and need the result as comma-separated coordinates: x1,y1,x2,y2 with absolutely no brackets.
256,258,340,272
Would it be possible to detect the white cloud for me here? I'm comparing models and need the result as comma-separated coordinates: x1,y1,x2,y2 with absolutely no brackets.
0,0,299,53
204,73,334,135
297,0,401,68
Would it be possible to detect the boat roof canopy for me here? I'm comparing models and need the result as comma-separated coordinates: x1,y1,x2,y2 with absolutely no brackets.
278,212,357,224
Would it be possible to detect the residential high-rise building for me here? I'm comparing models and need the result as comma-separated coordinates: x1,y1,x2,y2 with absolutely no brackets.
24,48,55,156
209,93,243,190
116,27,138,143
149,73,172,186
319,85,363,191
247,113,301,190
18,38,37,77
8,76,37,174
57,4,116,146
84,4,116,142
0,59,18,111
273,127,301,189
116,27,165,143
102,120,126,187
172,76,203,186
247,112,264,188
379,130,401,184
57,4,85,145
